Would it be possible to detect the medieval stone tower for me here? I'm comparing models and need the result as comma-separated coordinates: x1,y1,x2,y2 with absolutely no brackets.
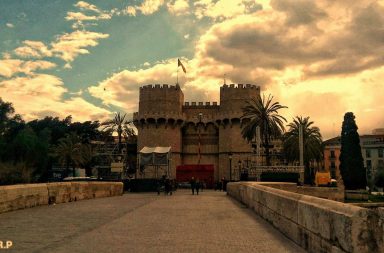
133,83,260,181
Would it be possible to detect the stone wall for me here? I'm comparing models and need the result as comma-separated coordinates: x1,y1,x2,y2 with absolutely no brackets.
262,182,345,202
0,182,123,214
227,182,384,253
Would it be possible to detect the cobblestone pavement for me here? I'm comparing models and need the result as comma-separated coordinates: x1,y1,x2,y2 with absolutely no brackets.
0,190,305,253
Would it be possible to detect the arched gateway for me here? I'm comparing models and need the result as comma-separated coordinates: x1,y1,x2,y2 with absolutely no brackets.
133,83,260,184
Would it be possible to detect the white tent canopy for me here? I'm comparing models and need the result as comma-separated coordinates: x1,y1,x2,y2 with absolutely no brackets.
138,146,171,178
139,146,171,166
139,146,171,154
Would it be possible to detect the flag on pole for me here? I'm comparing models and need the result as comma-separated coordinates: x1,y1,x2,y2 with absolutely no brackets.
178,58,186,73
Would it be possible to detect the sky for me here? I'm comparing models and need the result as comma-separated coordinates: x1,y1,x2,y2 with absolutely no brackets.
0,0,383,140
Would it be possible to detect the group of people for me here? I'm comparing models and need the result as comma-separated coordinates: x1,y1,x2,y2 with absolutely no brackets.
157,175,175,195
189,177,202,195
214,177,227,191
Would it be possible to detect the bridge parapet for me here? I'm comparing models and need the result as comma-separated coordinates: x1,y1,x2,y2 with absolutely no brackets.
0,182,123,214
227,182,384,253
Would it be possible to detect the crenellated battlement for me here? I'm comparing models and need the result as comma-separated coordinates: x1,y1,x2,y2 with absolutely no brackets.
184,102,219,107
137,83,260,120
140,84,180,90
221,83,259,89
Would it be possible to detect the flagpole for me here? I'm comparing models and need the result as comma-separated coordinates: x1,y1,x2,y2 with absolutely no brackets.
177,66,179,85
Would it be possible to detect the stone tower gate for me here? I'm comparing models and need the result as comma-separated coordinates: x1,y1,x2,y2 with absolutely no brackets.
133,83,260,181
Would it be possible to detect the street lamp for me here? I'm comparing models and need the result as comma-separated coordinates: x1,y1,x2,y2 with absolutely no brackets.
229,153,233,181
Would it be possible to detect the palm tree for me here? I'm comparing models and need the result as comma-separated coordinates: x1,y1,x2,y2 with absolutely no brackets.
122,122,136,143
241,94,287,166
79,143,94,177
53,133,84,177
283,116,323,184
101,112,127,153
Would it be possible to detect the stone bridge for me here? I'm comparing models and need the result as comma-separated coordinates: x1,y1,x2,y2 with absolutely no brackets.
0,184,303,253
1,182,383,252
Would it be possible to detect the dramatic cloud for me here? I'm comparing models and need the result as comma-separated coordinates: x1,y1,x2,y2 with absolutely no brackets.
51,30,109,63
87,57,215,114
3,0,383,137
66,1,112,28
193,0,384,81
88,59,176,112
167,0,190,16
0,59,56,78
65,12,111,22
0,73,110,121
74,1,101,13
88,0,384,138
194,0,262,20
273,66,384,139
137,0,165,15
14,40,52,58
12,31,109,66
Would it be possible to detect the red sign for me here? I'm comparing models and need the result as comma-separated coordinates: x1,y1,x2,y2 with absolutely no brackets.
176,164,214,188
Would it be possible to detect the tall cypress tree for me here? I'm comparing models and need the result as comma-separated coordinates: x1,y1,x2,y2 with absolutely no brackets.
339,112,366,190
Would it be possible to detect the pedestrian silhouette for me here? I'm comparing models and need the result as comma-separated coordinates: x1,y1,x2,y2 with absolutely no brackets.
196,178,201,195
190,177,196,195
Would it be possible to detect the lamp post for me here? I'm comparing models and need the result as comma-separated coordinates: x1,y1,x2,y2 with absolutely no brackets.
229,153,232,181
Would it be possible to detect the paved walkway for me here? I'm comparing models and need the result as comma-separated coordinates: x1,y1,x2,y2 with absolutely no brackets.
0,190,305,253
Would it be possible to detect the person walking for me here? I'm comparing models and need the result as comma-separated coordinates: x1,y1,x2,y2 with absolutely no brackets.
221,177,226,191
196,178,201,195
190,177,196,195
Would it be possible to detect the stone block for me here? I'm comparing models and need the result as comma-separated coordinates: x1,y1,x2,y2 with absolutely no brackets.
47,182,71,204
110,182,124,196
267,191,299,222
298,195,368,252
276,214,300,244
0,184,48,213
70,182,91,201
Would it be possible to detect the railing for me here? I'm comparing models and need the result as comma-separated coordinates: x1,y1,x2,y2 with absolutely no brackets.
234,165,305,183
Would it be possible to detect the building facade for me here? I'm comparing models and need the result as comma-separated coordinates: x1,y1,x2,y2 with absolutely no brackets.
133,83,263,181
323,134,384,180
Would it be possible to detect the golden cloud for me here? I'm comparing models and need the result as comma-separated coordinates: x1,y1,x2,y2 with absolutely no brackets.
51,30,109,62
0,73,110,122
0,59,56,78
14,40,52,58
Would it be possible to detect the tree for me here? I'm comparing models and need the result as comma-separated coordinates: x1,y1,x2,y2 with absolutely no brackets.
68,120,108,143
0,98,15,135
28,116,71,145
283,116,323,184
52,133,84,177
78,143,95,177
101,112,127,152
241,94,287,166
339,112,366,190
374,165,384,188
123,122,136,142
